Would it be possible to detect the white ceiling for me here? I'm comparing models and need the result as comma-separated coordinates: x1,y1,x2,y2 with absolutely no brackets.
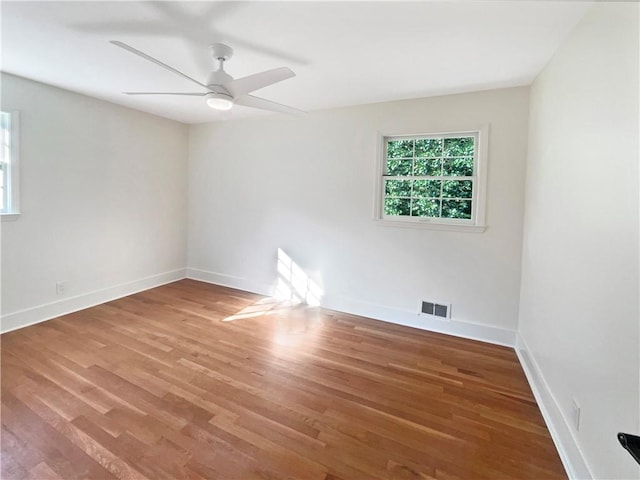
1,1,591,124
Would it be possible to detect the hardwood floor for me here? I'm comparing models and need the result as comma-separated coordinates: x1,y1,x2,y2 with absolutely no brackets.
1,279,565,479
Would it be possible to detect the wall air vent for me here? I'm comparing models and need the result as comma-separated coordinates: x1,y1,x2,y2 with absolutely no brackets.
421,301,451,320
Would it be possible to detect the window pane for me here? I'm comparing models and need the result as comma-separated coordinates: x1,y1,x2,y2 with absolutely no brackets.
0,163,3,211
443,137,474,157
411,198,441,217
0,111,9,133
414,158,441,176
384,197,411,216
415,138,442,157
412,180,441,198
0,113,8,154
442,180,473,199
385,179,412,197
386,159,412,176
387,139,414,158
443,157,473,176
381,133,480,224
442,200,472,219
1,112,9,213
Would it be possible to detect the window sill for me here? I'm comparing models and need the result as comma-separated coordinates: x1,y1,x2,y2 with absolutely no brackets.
374,218,486,233
1,212,21,221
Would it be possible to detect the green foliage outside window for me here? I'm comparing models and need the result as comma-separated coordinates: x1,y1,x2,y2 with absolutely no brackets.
384,136,475,220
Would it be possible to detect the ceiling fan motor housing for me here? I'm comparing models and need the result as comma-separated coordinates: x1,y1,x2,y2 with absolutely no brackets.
207,70,234,90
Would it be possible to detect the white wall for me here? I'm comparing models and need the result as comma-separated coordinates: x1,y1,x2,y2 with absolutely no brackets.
518,4,639,479
188,87,530,344
1,73,189,332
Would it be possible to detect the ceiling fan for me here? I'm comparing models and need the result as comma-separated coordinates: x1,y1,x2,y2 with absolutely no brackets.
110,41,305,116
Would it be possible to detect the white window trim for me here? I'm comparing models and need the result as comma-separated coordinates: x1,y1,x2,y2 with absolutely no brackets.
1,110,20,221
373,125,489,233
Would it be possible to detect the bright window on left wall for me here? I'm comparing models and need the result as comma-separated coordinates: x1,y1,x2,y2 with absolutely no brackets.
1,111,20,217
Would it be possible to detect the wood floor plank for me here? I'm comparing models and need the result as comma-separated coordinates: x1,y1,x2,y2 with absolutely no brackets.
2,392,116,480
1,279,566,479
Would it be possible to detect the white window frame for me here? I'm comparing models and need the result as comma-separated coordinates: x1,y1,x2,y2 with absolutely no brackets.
373,126,488,233
1,111,20,220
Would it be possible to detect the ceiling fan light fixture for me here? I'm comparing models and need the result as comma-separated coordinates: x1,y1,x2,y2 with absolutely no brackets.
206,92,233,110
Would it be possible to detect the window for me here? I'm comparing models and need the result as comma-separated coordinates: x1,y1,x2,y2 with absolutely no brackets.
375,129,487,231
1,111,20,218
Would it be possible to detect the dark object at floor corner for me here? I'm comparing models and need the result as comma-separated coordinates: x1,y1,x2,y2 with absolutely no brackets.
618,432,640,465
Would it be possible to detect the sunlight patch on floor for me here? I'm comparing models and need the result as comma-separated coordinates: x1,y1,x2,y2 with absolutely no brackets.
222,296,295,322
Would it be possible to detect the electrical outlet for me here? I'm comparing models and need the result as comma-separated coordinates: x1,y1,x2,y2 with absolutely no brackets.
571,398,581,431
56,281,67,295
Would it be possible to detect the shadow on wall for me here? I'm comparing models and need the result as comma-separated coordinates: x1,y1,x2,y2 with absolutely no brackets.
223,248,324,322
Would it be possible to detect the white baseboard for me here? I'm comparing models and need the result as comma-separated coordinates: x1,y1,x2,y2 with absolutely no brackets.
515,333,593,480
186,268,274,297
1,269,186,334
324,294,516,347
185,267,515,347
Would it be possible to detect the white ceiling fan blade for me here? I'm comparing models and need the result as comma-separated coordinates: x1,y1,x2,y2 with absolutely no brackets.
224,67,295,97
110,41,209,91
234,94,305,116
124,92,207,96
